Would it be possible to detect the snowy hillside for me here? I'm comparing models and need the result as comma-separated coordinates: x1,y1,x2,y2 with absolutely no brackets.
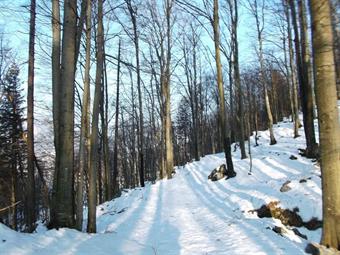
0,120,322,255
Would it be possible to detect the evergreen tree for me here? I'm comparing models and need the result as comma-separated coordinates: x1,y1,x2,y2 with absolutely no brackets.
0,63,26,229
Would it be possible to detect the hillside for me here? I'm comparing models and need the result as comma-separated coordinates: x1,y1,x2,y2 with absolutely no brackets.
0,119,322,255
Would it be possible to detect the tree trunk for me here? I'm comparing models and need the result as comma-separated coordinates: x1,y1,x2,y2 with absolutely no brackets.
284,0,300,138
126,1,145,187
50,0,61,227
102,52,112,200
232,0,247,159
113,39,121,196
53,0,78,229
309,0,340,249
290,0,318,157
26,0,36,233
213,0,235,176
76,0,91,231
165,0,174,179
87,0,104,233
252,0,277,145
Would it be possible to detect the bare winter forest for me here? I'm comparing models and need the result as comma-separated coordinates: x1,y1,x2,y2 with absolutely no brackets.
0,0,340,254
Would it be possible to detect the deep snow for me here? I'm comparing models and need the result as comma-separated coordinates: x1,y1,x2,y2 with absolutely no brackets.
0,119,322,255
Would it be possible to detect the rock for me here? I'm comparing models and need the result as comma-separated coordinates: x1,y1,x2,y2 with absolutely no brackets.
304,217,322,230
252,201,304,227
305,242,340,255
292,228,307,240
208,164,227,181
272,226,286,236
280,180,292,192
290,155,298,160
299,179,307,183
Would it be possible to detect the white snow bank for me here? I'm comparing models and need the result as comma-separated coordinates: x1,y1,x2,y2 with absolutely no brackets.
0,119,323,255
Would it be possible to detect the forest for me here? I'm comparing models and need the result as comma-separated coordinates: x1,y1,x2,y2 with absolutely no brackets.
0,0,339,254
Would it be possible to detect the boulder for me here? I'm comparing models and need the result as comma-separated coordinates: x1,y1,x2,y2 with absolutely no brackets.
305,242,340,255
280,180,292,192
208,164,227,181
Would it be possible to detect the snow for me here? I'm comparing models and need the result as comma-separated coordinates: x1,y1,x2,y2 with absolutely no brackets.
0,119,322,255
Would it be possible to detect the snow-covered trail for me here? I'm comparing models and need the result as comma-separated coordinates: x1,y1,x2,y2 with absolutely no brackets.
0,120,322,255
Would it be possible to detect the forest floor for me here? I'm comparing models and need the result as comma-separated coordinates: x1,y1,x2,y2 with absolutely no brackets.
0,118,322,255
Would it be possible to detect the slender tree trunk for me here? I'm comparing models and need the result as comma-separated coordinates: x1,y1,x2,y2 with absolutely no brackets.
309,0,340,249
290,0,318,157
232,0,247,159
53,0,78,228
213,0,235,176
76,0,91,231
126,2,145,187
50,0,61,227
113,40,121,196
75,0,87,67
102,52,112,200
253,0,277,145
165,0,174,179
87,0,104,233
298,0,318,156
10,162,17,230
284,0,300,138
26,0,36,233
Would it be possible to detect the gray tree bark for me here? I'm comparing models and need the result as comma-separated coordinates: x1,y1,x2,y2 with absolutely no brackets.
53,0,78,228
76,0,91,231
26,0,36,233
309,0,340,249
87,0,104,233
213,0,235,176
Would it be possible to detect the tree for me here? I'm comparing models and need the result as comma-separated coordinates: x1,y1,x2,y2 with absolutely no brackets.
125,0,145,187
213,0,236,176
112,39,121,195
88,0,104,233
26,0,36,233
309,0,340,249
75,0,91,231
229,0,247,158
51,0,78,229
164,0,174,179
289,0,318,157
50,0,61,227
0,64,25,230
247,0,277,145
283,0,300,138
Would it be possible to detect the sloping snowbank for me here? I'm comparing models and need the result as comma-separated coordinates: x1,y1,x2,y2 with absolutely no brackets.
0,119,322,255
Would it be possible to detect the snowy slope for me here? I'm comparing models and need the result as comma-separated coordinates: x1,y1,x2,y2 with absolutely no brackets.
0,120,322,255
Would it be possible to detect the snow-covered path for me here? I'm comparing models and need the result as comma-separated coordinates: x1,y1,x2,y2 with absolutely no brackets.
0,120,322,255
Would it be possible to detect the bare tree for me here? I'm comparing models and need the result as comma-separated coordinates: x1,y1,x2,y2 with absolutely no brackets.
51,0,78,229
309,0,340,249
125,0,145,186
75,0,91,231
26,0,36,233
88,0,104,233
213,0,236,176
247,0,277,145
289,0,318,157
